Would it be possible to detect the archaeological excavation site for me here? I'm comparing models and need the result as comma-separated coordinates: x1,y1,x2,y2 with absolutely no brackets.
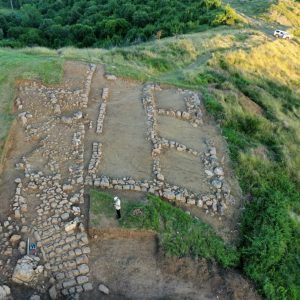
0,62,259,299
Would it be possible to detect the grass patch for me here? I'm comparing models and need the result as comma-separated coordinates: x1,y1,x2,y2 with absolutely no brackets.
223,0,276,16
90,191,239,268
0,50,63,159
90,190,116,223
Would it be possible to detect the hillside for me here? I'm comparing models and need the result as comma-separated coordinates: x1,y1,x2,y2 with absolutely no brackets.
0,0,239,48
0,0,300,299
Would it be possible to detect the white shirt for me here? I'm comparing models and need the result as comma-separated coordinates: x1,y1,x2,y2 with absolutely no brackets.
114,198,121,210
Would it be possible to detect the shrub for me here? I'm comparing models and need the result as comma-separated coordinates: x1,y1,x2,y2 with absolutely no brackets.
203,92,224,119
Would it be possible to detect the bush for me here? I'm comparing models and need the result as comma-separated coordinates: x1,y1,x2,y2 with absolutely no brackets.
203,92,224,119
238,157,300,300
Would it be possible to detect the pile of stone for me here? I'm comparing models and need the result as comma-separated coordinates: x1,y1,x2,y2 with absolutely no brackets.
15,157,32,174
102,88,109,101
185,92,203,127
15,97,23,110
18,111,33,127
87,142,102,177
61,111,83,125
142,84,158,140
0,217,20,258
18,82,84,116
157,137,199,156
81,64,96,108
152,158,164,182
142,84,167,192
12,178,27,220
157,108,192,121
72,132,82,150
202,145,234,214
96,103,107,134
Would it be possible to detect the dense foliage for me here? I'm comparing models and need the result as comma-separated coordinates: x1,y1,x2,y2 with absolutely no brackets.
0,0,239,48
201,65,300,299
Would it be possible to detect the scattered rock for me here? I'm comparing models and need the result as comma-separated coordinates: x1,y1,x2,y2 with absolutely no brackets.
99,284,110,295
205,170,214,177
214,167,224,176
83,283,93,291
0,285,11,299
65,218,79,232
53,104,61,114
105,74,117,80
10,234,21,245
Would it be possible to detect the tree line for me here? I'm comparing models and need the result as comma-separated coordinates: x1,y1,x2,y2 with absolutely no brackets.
0,0,239,48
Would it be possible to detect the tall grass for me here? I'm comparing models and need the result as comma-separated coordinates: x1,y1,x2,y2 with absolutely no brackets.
181,37,300,299
267,0,300,27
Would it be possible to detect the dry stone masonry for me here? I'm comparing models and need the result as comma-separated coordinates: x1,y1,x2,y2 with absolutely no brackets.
156,90,203,127
0,65,97,299
87,143,102,179
0,64,239,298
96,103,107,134
86,82,236,217
81,64,96,108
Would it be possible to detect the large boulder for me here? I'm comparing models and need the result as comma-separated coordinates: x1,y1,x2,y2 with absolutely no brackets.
12,256,39,285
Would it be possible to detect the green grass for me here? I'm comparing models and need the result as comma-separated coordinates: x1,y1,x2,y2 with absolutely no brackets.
90,191,239,268
90,190,116,224
223,0,276,16
0,50,63,159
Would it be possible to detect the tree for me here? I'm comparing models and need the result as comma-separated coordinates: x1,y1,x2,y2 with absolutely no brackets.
70,24,96,47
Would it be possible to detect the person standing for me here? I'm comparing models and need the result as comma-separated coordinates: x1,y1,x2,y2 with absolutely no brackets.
113,196,121,219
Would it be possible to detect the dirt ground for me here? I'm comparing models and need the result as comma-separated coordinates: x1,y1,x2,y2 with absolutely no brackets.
85,231,260,300
160,149,211,194
99,80,153,180
154,88,187,111
63,61,89,90
157,115,221,152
